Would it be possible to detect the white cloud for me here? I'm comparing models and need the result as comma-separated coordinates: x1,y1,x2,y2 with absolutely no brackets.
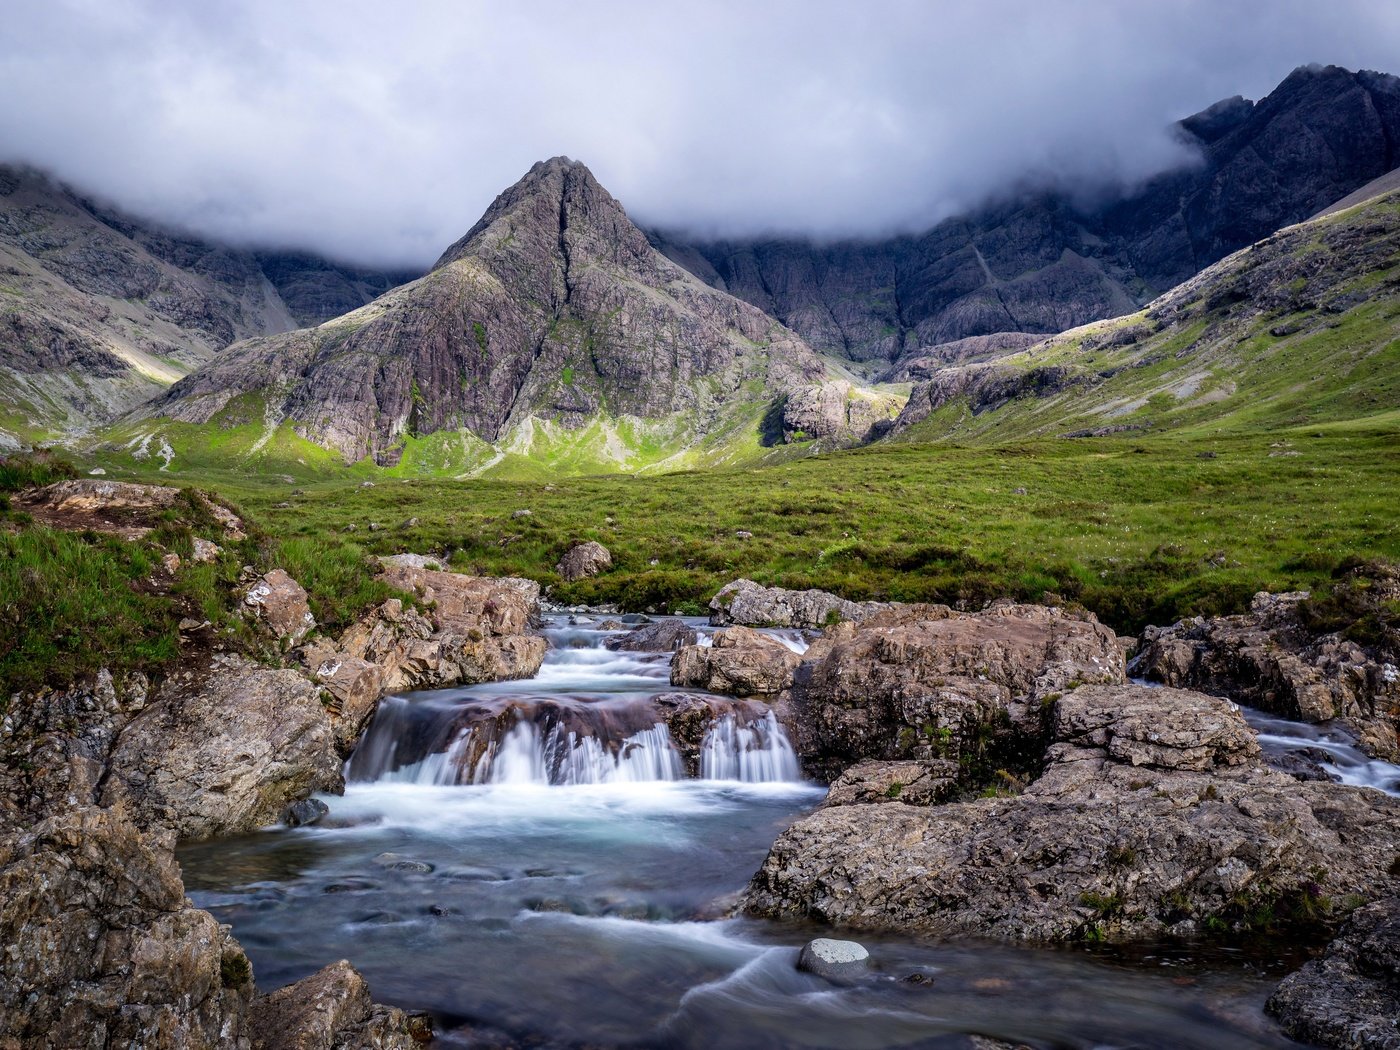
3,0,1399,266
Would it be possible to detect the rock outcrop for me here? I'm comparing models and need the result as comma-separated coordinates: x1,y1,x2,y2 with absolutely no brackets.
1139,587,1400,759
745,684,1400,942
244,569,316,645
780,380,902,445
709,578,889,629
1268,897,1400,1049
99,656,342,841
0,806,255,1048
14,479,245,541
787,601,1125,778
671,626,803,697
604,617,698,653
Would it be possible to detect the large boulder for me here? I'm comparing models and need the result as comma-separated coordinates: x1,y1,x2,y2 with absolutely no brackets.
1138,587,1400,759
0,807,254,1048
100,656,342,841
709,578,889,629
789,601,1125,778
332,569,547,694
1268,897,1400,1049
671,626,802,697
781,380,901,445
248,960,423,1050
244,569,316,645
556,541,612,582
745,684,1400,942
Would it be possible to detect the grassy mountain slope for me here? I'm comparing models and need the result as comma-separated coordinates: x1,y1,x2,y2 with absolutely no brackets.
892,188,1400,444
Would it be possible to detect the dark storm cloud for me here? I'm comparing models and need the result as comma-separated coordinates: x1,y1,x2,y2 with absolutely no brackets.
3,0,1399,267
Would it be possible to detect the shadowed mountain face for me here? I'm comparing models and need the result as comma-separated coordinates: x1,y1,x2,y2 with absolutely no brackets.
143,159,827,467
0,165,411,442
655,65,1400,366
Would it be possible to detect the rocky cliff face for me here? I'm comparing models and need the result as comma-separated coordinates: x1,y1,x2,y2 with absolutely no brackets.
143,158,829,467
657,65,1400,365
0,165,409,443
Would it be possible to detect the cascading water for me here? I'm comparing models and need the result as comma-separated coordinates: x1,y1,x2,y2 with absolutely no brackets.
176,616,1313,1049
700,711,801,782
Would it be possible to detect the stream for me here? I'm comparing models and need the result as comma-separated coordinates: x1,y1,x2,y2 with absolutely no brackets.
177,617,1400,1048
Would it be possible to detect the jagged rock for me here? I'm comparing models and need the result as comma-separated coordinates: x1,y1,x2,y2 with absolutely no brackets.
247,959,420,1050
100,656,342,840
891,363,1083,434
780,380,902,445
671,627,802,697
192,537,222,563
1268,897,1400,1049
823,759,959,808
244,569,316,644
604,617,697,653
13,479,245,541
797,938,870,982
709,578,889,629
307,653,385,756
336,570,546,693
1139,587,1400,759
0,807,254,1048
745,685,1400,942
556,541,612,582
788,600,1125,778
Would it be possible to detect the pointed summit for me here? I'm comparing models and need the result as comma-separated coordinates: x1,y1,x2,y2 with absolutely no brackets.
143,160,827,470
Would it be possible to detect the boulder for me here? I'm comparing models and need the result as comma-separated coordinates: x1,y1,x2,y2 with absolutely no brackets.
556,541,612,582
796,938,871,982
1138,587,1400,759
744,684,1400,942
335,571,547,694
1268,897,1400,1049
604,618,698,653
244,569,316,644
191,537,222,563
781,380,901,445
789,601,1125,778
0,807,254,1048
671,627,802,697
247,959,422,1050
283,798,329,828
100,656,343,840
305,651,386,756
709,578,889,629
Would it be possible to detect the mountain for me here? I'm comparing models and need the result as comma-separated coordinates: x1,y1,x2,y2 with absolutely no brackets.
0,165,411,444
654,65,1400,368
888,180,1400,443
130,158,832,475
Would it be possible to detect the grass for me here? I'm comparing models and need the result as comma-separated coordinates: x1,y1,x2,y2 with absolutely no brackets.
90,420,1400,635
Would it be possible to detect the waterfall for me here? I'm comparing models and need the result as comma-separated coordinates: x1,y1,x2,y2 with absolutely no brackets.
700,710,801,783
473,721,685,786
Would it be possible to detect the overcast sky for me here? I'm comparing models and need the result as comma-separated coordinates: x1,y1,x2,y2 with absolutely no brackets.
3,0,1400,268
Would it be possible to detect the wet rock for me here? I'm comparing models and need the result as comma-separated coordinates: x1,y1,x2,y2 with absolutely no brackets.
709,578,890,629
671,626,802,697
0,807,254,1048
745,684,1400,942
789,600,1125,779
797,938,871,982
372,853,433,873
556,541,612,582
604,617,698,653
1268,897,1400,1049
283,798,330,827
100,655,342,840
244,569,316,644
303,650,385,756
247,958,421,1049
1138,585,1400,759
